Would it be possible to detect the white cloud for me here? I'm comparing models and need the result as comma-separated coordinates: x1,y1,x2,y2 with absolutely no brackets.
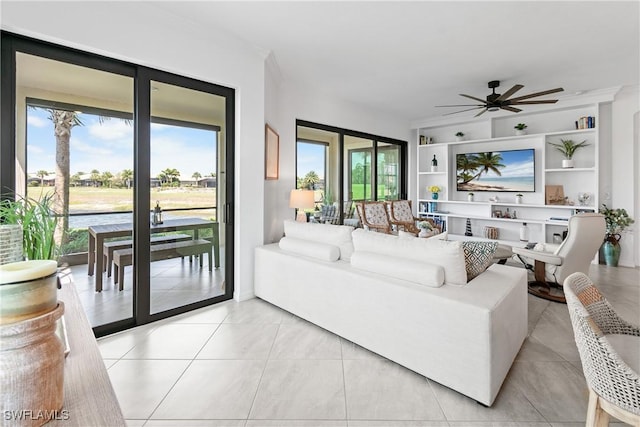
27,116,48,128
88,120,133,141
70,136,113,156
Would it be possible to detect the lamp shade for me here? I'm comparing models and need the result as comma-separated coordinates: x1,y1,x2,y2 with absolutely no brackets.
289,189,315,209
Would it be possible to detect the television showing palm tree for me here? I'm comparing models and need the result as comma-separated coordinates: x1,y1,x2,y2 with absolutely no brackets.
456,149,535,192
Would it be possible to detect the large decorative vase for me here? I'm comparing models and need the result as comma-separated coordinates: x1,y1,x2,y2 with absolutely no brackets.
602,234,621,267
431,192,438,200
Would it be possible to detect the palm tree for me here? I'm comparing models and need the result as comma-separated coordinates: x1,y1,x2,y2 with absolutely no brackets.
456,154,479,184
47,110,83,244
90,169,101,187
121,169,133,189
161,168,180,186
192,171,202,186
303,170,320,190
36,170,50,187
472,152,505,180
100,171,114,188
457,152,505,184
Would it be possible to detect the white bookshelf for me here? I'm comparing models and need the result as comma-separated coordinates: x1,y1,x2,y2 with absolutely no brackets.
413,96,614,246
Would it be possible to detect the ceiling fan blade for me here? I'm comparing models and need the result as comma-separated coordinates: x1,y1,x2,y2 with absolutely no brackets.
435,104,485,107
508,87,564,102
474,108,488,117
495,84,524,102
501,106,522,113
442,107,485,116
510,100,559,105
460,94,488,104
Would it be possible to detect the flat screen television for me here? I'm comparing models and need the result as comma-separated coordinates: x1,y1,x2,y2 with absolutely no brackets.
456,148,535,192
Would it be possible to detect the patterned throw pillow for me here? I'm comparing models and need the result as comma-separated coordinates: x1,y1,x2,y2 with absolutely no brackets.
461,241,498,282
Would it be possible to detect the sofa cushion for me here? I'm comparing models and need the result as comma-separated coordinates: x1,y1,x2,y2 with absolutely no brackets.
351,229,466,285
283,220,355,260
461,241,498,281
351,251,444,287
279,236,340,262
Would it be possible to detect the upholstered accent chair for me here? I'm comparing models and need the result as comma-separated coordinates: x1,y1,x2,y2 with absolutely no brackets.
512,213,605,303
388,200,422,234
564,272,640,427
356,201,392,234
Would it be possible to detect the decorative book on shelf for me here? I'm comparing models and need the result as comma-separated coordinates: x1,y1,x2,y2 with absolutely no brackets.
575,116,596,129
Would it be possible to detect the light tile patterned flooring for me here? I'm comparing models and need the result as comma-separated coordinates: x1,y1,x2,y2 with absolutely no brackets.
99,262,639,427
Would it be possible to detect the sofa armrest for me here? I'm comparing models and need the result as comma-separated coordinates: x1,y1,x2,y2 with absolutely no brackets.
512,247,563,266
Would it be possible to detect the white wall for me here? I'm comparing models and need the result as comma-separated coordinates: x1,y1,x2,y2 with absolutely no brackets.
610,86,639,267
1,1,266,300
263,77,412,244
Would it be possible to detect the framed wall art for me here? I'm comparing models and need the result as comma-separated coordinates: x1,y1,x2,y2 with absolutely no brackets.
265,124,279,180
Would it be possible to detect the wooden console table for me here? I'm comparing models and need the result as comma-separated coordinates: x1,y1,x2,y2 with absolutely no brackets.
51,269,125,426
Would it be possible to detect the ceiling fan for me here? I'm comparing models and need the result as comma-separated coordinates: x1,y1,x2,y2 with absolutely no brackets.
436,80,564,117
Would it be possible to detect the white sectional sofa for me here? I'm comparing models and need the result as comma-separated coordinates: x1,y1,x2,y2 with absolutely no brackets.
254,220,527,406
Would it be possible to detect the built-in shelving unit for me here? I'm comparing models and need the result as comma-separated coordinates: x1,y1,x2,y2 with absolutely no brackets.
413,90,619,246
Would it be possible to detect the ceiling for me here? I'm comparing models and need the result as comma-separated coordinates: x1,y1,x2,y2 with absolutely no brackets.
156,1,639,122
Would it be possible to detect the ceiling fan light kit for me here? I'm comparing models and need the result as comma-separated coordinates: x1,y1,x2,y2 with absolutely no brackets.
437,80,564,117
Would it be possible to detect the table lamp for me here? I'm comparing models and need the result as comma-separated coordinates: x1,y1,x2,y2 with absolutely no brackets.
289,189,315,222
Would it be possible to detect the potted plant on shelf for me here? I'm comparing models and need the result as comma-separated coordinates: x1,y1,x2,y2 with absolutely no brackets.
467,192,474,202
514,123,527,136
599,204,634,266
428,185,441,200
547,139,589,168
455,132,465,142
515,193,523,204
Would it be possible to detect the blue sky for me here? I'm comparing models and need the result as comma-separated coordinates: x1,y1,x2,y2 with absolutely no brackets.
296,142,325,179
27,107,217,179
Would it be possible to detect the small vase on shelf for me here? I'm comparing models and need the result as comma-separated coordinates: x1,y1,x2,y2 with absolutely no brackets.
431,154,438,172
432,192,439,200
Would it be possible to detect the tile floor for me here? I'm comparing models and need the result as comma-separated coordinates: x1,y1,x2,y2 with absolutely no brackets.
98,262,639,427
69,255,225,327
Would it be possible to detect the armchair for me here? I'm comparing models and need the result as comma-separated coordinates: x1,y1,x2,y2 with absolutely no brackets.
512,213,605,303
388,200,421,234
564,272,640,426
356,202,392,234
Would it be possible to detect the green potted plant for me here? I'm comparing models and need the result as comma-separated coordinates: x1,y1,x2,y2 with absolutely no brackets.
455,132,465,141
547,139,589,168
599,204,634,266
514,123,527,135
0,194,59,261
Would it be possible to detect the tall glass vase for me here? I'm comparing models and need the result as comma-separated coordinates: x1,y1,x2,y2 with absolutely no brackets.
602,234,621,267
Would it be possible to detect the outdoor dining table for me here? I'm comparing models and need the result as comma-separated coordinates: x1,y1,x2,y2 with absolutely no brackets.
87,217,219,292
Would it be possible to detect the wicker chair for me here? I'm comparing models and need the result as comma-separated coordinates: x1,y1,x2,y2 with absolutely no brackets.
356,201,392,234
564,272,640,427
388,200,422,234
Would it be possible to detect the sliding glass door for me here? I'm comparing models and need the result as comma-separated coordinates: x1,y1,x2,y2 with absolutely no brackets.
295,120,407,225
2,32,235,335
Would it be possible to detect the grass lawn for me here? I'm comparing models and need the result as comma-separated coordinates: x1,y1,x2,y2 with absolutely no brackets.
27,186,217,213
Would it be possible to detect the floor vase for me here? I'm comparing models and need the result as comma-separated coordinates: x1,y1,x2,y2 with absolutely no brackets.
602,234,621,267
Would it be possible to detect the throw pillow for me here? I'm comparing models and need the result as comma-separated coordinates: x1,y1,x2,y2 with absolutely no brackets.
462,241,498,282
